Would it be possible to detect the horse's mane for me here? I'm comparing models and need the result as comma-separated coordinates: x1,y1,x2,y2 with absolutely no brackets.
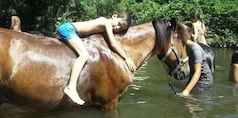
152,19,191,59
130,21,151,27
152,19,172,49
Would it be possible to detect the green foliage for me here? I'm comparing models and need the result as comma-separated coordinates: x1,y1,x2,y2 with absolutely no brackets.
200,0,238,48
0,0,237,47
75,0,119,20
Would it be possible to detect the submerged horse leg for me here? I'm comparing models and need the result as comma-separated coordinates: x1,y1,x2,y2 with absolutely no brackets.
0,94,7,105
102,96,119,111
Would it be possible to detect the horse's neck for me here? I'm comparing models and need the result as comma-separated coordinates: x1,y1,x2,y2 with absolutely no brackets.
118,23,156,68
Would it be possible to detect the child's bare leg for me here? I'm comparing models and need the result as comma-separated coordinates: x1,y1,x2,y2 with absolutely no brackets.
64,39,89,105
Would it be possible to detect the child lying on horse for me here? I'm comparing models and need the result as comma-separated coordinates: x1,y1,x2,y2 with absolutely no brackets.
57,13,136,105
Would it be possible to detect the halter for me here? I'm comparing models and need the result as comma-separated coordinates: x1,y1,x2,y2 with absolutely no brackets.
152,19,190,80
160,32,190,80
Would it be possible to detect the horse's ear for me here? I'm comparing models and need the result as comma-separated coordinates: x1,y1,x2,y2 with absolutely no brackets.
152,20,158,28
152,20,159,32
170,17,177,31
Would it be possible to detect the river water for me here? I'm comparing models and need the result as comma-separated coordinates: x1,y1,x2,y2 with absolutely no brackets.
0,48,237,118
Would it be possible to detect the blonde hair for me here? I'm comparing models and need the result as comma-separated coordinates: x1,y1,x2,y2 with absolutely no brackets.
177,24,192,44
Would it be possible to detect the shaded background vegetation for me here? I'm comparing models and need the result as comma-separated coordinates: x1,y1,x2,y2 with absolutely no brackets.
0,0,237,47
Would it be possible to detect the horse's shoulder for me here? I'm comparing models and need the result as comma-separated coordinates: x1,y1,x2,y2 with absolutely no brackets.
84,34,130,73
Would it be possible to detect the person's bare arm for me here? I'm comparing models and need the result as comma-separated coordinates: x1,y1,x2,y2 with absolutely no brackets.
181,63,201,96
192,23,198,41
230,64,238,83
105,22,127,59
103,19,135,72
10,17,15,29
202,23,206,35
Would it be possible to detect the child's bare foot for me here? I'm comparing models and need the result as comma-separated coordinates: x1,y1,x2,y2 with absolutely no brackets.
64,87,85,105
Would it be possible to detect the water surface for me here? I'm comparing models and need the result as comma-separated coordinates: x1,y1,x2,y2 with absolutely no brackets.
0,48,237,118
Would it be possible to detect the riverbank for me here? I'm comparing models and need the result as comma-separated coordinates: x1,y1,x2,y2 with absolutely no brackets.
208,37,238,49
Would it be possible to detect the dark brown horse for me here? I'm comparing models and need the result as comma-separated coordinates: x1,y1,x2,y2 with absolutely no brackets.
0,19,191,111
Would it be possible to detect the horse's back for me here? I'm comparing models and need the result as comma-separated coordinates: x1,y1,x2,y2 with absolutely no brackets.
0,28,76,110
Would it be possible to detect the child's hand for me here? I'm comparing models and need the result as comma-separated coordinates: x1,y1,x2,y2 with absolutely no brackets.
176,91,189,97
125,58,136,72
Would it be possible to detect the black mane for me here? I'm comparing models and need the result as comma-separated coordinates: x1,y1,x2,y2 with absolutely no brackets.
152,19,173,60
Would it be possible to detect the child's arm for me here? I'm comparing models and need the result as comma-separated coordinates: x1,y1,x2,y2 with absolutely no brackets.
103,19,135,72
202,23,206,36
181,63,201,96
192,23,198,41
10,16,15,29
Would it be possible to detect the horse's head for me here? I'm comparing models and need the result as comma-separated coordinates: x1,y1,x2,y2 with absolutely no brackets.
152,18,191,80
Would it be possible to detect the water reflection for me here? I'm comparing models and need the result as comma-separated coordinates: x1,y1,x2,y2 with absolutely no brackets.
183,94,211,118
231,84,238,115
231,84,238,97
130,84,142,91
133,76,149,81
0,105,120,118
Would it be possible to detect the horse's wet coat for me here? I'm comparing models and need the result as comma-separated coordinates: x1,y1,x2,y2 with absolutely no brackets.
0,20,191,111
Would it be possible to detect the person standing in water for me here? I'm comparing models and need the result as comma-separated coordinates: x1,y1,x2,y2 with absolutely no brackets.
230,50,238,83
190,11,207,45
57,13,136,105
174,20,214,96
8,8,21,32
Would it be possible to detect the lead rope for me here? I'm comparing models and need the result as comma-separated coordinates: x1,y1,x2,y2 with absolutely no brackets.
168,76,178,95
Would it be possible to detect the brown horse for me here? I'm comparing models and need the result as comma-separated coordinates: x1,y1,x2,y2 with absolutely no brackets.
0,19,191,111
